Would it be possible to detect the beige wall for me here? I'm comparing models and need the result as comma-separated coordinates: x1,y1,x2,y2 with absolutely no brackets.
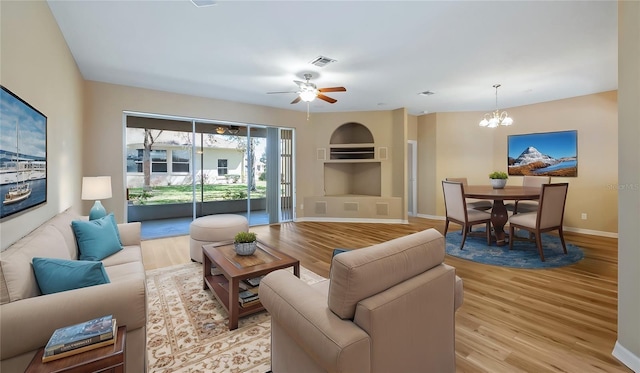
83,81,308,221
0,1,84,250
418,92,618,235
615,0,640,369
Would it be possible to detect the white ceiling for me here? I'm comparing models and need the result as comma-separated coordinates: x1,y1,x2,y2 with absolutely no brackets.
47,0,618,116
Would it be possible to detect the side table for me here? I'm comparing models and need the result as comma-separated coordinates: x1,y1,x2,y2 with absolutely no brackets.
26,325,126,373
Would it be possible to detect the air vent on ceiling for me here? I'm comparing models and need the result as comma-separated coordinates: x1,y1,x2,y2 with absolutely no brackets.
309,56,337,67
191,0,217,7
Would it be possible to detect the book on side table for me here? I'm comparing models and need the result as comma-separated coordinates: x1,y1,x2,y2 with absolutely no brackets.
42,315,117,363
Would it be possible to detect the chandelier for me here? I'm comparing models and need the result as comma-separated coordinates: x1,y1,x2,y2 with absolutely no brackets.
479,84,513,128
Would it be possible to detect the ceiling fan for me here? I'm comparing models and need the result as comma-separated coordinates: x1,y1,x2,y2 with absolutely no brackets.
267,73,346,104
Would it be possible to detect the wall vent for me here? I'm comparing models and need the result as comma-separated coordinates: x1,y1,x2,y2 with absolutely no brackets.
309,56,337,67
344,202,359,212
317,148,326,161
376,203,389,216
315,201,327,215
378,147,388,160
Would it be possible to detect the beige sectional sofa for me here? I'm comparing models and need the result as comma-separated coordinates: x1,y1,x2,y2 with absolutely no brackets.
261,228,463,373
0,209,147,372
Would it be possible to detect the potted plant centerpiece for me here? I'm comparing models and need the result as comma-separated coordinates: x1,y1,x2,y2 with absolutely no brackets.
234,231,258,256
489,171,508,189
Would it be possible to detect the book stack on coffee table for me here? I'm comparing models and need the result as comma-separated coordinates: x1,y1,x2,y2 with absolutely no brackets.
42,315,117,363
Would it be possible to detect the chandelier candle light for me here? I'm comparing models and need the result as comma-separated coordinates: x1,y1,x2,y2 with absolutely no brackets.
479,84,513,128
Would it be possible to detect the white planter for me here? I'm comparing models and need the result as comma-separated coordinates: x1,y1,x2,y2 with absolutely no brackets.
490,179,507,189
234,241,257,256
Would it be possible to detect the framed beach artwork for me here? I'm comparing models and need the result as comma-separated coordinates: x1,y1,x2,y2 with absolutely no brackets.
507,130,577,177
0,85,47,219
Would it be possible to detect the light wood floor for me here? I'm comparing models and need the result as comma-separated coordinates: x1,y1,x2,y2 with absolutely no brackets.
141,217,630,373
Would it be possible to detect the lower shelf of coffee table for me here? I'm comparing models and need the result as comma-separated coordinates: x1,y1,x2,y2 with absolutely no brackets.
204,274,265,317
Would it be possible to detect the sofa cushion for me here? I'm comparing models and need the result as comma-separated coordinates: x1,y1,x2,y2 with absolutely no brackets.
32,258,110,295
328,229,445,320
72,214,122,261
0,225,70,303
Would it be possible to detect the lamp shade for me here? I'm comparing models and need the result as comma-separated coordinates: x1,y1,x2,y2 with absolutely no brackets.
81,176,112,200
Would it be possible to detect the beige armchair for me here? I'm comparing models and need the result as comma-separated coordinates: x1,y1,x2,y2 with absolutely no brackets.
260,229,463,373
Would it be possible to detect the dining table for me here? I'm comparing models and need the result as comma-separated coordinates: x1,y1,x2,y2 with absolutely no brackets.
464,185,541,246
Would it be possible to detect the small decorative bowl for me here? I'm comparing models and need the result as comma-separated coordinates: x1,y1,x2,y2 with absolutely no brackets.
234,241,257,256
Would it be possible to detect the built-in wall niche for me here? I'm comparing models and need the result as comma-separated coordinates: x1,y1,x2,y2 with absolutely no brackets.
324,162,381,196
330,122,374,144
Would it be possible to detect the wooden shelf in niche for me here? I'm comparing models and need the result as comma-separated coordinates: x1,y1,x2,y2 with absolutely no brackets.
329,146,375,160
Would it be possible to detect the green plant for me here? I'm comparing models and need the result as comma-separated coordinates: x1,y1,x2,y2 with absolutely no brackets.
234,231,257,243
489,171,508,179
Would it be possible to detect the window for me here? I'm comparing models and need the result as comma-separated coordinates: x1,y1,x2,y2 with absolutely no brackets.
151,150,167,173
127,149,143,173
172,149,190,173
218,159,228,175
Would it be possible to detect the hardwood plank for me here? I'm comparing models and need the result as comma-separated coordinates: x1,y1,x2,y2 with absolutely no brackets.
140,217,631,372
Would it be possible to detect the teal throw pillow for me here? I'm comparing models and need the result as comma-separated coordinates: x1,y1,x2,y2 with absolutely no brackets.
72,214,123,261
32,257,110,295
107,213,123,246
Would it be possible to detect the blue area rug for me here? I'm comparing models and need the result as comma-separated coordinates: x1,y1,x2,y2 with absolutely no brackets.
445,230,584,269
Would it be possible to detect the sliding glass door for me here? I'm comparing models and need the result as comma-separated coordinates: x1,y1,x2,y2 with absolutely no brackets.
125,114,293,228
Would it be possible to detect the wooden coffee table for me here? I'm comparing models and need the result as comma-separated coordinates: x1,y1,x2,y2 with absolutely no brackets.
26,326,126,373
202,240,300,330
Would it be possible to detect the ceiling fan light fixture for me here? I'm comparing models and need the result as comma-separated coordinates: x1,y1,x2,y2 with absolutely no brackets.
227,126,240,135
215,126,226,134
299,89,317,102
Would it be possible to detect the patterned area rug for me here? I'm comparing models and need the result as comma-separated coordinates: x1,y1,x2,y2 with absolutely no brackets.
445,230,584,269
146,262,325,372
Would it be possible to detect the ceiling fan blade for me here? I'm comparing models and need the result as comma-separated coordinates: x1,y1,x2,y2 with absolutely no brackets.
290,96,302,104
317,94,337,104
318,87,346,93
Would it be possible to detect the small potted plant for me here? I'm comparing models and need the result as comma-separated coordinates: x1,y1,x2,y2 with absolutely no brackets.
488,171,508,189
234,231,258,256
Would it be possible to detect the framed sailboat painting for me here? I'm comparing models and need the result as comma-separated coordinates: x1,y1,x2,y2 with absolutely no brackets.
0,85,47,219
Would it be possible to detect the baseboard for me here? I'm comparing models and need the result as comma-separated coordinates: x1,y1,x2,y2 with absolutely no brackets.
416,214,445,220
295,217,407,224
612,341,640,372
563,226,618,238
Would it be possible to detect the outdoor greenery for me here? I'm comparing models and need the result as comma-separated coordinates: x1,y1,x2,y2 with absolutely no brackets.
128,182,266,205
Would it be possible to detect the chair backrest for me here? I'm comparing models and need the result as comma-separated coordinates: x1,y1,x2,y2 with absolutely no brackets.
442,181,467,222
537,183,569,229
328,228,445,319
523,175,551,188
445,177,469,187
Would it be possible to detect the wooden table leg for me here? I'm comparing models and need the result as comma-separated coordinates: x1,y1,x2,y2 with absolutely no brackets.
228,277,239,330
491,200,509,246
203,250,211,290
293,263,300,278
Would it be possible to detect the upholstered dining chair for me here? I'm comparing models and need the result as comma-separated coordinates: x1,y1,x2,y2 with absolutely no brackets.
507,183,569,261
506,175,551,214
446,177,492,211
442,180,492,249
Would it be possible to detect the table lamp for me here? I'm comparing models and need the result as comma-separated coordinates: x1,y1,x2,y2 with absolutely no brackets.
81,176,112,220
